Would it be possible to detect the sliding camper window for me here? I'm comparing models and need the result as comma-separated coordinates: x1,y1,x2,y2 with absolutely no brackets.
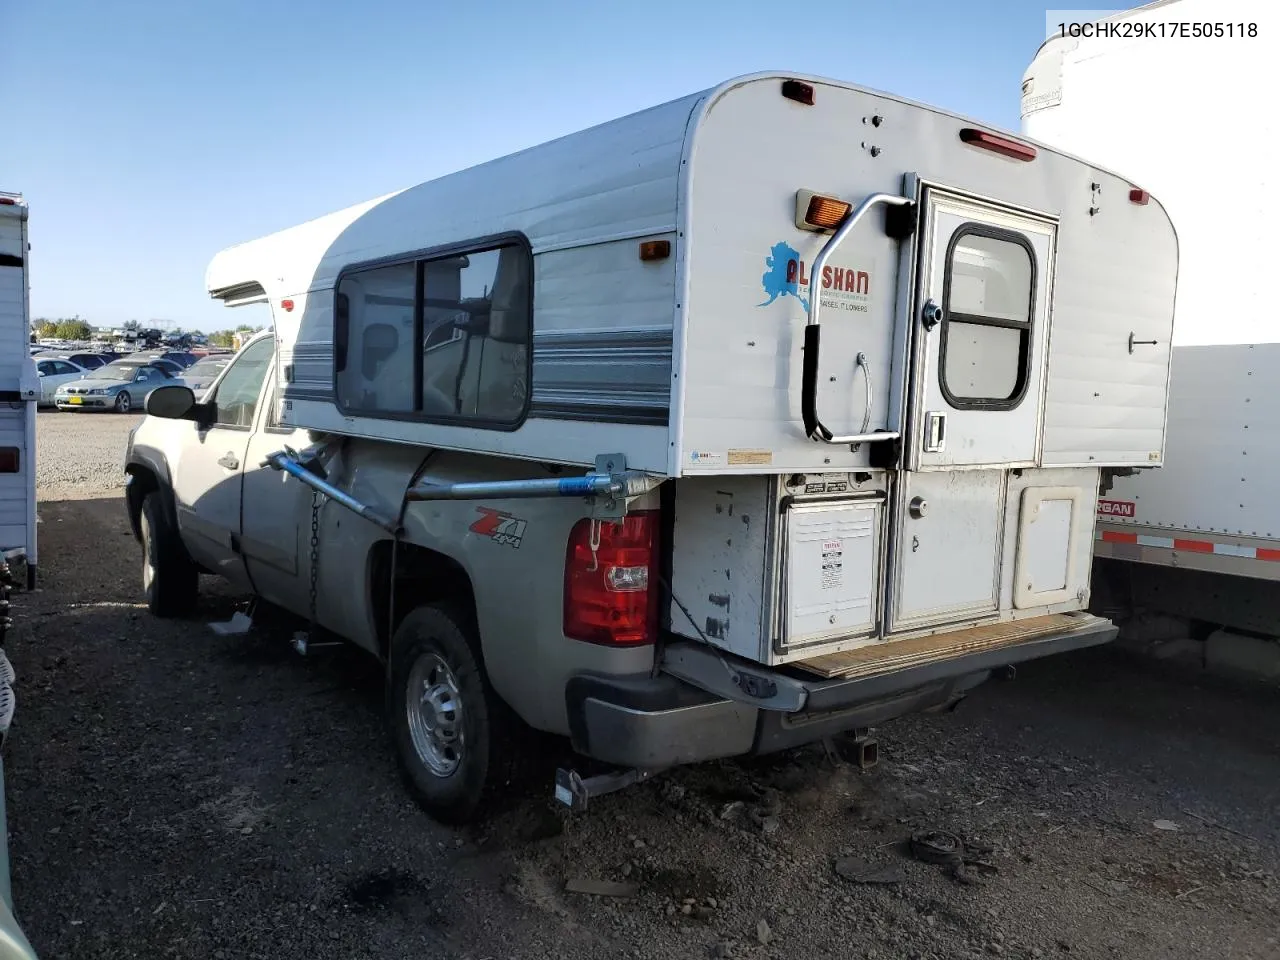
939,226,1035,411
334,238,532,427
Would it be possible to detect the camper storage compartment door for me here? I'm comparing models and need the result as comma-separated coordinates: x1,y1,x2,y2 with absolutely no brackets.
780,499,882,651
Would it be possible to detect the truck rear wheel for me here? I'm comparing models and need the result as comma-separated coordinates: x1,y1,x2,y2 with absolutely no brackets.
388,604,522,824
140,492,198,617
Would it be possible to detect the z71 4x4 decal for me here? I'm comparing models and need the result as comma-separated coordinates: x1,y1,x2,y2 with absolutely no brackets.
469,507,527,549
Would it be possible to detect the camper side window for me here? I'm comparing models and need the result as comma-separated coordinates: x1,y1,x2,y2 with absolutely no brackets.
939,228,1035,411
334,240,532,427
334,261,417,415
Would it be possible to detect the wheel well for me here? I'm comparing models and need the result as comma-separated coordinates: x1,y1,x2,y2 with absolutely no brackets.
125,465,160,541
369,540,477,662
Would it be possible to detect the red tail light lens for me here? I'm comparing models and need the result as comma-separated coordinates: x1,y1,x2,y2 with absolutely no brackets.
564,511,660,646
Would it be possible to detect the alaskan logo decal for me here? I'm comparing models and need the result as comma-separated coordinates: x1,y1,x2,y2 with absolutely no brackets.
469,507,528,548
758,242,872,314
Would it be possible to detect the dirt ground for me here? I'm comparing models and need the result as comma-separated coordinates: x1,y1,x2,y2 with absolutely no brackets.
5,412,1280,959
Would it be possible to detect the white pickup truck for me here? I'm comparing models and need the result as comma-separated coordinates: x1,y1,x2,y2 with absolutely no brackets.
125,74,1179,825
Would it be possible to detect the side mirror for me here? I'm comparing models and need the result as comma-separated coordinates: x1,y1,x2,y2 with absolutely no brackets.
145,384,200,420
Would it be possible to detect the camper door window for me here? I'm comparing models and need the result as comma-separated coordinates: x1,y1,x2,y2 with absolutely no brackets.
939,227,1035,411
334,239,532,428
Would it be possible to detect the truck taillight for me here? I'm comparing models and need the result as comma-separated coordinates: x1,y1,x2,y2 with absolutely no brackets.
563,512,660,647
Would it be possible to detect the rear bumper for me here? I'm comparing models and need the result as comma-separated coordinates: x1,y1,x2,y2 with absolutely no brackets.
565,617,1116,769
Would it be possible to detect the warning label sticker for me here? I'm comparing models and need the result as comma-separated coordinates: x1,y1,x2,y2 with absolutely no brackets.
821,539,843,590
728,449,773,466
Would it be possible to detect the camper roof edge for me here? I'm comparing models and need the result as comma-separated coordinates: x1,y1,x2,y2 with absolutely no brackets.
205,70,1165,305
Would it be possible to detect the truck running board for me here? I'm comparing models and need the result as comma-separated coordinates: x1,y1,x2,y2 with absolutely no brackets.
792,612,1108,680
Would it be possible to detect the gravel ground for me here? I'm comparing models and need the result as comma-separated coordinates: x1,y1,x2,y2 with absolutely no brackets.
5,414,1279,959
33,409,142,501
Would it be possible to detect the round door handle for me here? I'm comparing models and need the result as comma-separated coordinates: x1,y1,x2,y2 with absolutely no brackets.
921,299,944,331
909,496,928,519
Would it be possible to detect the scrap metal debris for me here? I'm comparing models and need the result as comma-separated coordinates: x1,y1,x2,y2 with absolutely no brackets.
909,830,999,884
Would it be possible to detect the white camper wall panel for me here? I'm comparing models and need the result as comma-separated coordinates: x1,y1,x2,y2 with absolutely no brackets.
1038,209,1177,466
668,476,773,660
0,218,27,390
676,82,903,475
0,195,36,567
0,409,29,550
1101,345,1280,538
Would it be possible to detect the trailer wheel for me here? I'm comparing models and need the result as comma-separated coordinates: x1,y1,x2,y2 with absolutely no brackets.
388,604,523,824
140,492,198,617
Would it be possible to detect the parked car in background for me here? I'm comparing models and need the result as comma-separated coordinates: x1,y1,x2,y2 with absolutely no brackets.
54,361,183,413
109,356,185,378
33,357,91,405
133,350,196,370
34,350,110,371
180,355,231,400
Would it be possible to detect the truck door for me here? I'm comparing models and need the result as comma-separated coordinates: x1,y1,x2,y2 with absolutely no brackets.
889,188,1057,633
239,377,311,612
170,336,274,588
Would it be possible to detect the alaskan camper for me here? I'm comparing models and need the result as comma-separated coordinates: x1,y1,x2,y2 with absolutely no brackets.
0,192,37,592
1022,2,1280,657
126,72,1179,822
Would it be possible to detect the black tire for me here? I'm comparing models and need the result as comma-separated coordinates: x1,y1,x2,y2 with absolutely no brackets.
140,492,198,617
115,391,132,413
387,604,525,824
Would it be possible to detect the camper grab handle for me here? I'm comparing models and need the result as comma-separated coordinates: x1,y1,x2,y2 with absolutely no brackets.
802,192,913,445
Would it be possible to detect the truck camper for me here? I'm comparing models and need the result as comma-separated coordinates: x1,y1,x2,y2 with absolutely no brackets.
127,72,1179,822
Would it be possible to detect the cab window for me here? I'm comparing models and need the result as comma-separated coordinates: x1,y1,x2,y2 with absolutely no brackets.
210,338,275,428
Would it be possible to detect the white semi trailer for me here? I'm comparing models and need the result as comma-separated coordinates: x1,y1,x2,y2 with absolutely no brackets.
1022,0,1280,667
0,192,37,595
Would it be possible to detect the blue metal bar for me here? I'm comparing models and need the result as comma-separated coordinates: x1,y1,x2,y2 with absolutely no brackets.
406,474,621,502
264,452,402,534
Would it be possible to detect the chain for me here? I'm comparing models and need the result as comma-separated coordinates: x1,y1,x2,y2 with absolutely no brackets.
308,490,321,631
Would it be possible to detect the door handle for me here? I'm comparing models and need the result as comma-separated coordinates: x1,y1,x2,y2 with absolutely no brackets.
218,452,240,471
923,411,947,453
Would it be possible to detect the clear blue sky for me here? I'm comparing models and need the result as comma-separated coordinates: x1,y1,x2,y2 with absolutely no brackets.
5,0,1057,334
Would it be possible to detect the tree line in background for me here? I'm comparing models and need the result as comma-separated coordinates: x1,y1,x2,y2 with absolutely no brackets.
31,317,261,348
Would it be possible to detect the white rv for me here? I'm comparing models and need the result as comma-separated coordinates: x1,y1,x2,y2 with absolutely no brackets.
0,192,37,592
127,72,1178,822
1022,1,1280,651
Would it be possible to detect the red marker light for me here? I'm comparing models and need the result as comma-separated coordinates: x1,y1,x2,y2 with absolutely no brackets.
638,240,670,261
959,127,1037,162
0,198,15,206
781,79,815,106
281,299,294,312
1129,188,1150,205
